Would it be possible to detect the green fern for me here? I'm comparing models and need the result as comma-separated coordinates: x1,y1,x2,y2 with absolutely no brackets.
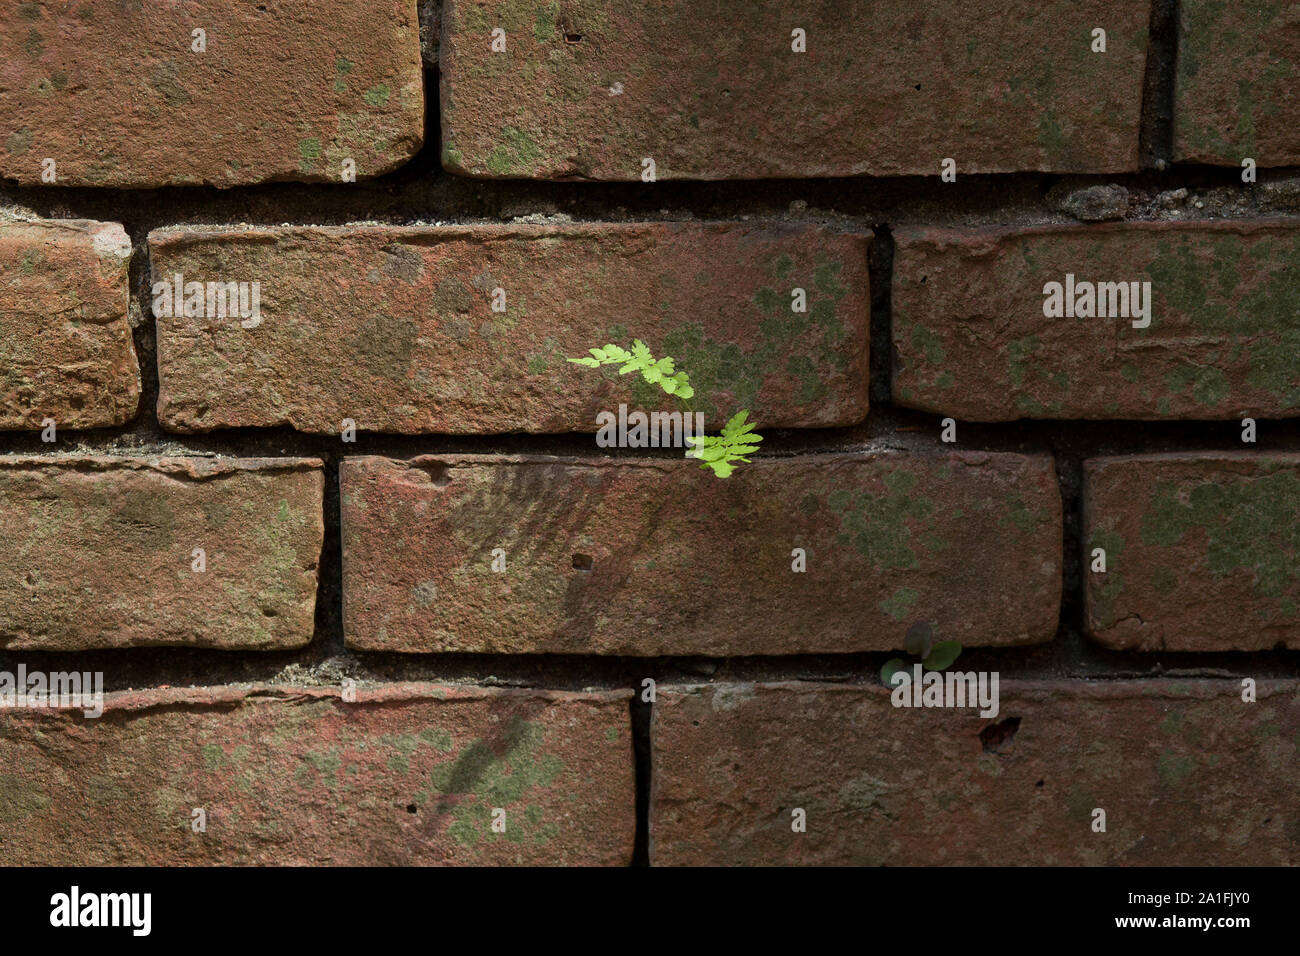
567,341,764,478
567,340,694,399
684,410,764,479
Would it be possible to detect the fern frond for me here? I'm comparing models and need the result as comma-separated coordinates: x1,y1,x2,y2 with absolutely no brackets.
684,410,764,478
567,339,695,399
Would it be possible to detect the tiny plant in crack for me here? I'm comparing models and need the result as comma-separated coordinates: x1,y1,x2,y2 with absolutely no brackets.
881,621,962,684
683,409,763,478
567,339,763,478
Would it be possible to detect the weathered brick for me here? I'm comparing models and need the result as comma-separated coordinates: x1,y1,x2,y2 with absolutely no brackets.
439,0,1149,179
0,683,634,865
0,219,139,430
0,0,423,187
151,222,870,434
340,451,1061,655
1175,0,1300,166
893,221,1300,421
0,456,323,650
651,680,1300,865
1084,454,1300,652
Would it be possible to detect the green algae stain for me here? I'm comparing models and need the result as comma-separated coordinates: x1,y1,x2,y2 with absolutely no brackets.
0,774,52,823
202,743,226,770
34,72,68,97
827,470,936,571
651,252,851,420
149,61,191,107
533,2,559,41
486,127,542,175
6,128,33,156
363,84,391,107
1247,328,1300,410
880,586,920,621
1157,751,1195,786
333,57,353,93
1001,495,1046,534
753,286,782,315
1145,232,1300,409
23,28,44,58
417,718,564,854
1007,335,1041,387
786,353,829,403
298,137,322,173
300,749,343,790
1139,471,1300,601
910,324,946,366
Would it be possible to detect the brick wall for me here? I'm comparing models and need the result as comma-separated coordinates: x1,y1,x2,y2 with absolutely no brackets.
1,0,1297,866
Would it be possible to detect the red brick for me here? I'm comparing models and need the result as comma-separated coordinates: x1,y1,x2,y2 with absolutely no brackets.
150,222,869,434
894,221,1300,421
651,680,1300,865
340,451,1061,655
1084,454,1300,651
1175,0,1300,166
439,0,1149,179
0,219,139,430
0,0,423,187
0,456,323,650
0,683,633,865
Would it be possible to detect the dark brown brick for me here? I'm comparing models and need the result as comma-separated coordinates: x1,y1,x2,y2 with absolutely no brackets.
0,683,634,865
894,221,1300,420
0,456,323,651
440,0,1149,179
0,0,423,187
1084,453,1300,651
1175,0,1300,167
651,680,1300,865
0,219,139,430
340,451,1061,655
150,222,869,434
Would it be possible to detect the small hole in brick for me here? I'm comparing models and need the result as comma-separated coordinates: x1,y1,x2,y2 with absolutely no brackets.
261,608,278,618
572,553,593,571
1035,779,1044,788
415,462,452,488
564,33,583,43
979,716,1021,753
406,804,417,814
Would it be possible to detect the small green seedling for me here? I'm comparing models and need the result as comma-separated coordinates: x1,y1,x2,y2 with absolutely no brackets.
881,621,962,685
567,340,694,398
684,410,764,478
